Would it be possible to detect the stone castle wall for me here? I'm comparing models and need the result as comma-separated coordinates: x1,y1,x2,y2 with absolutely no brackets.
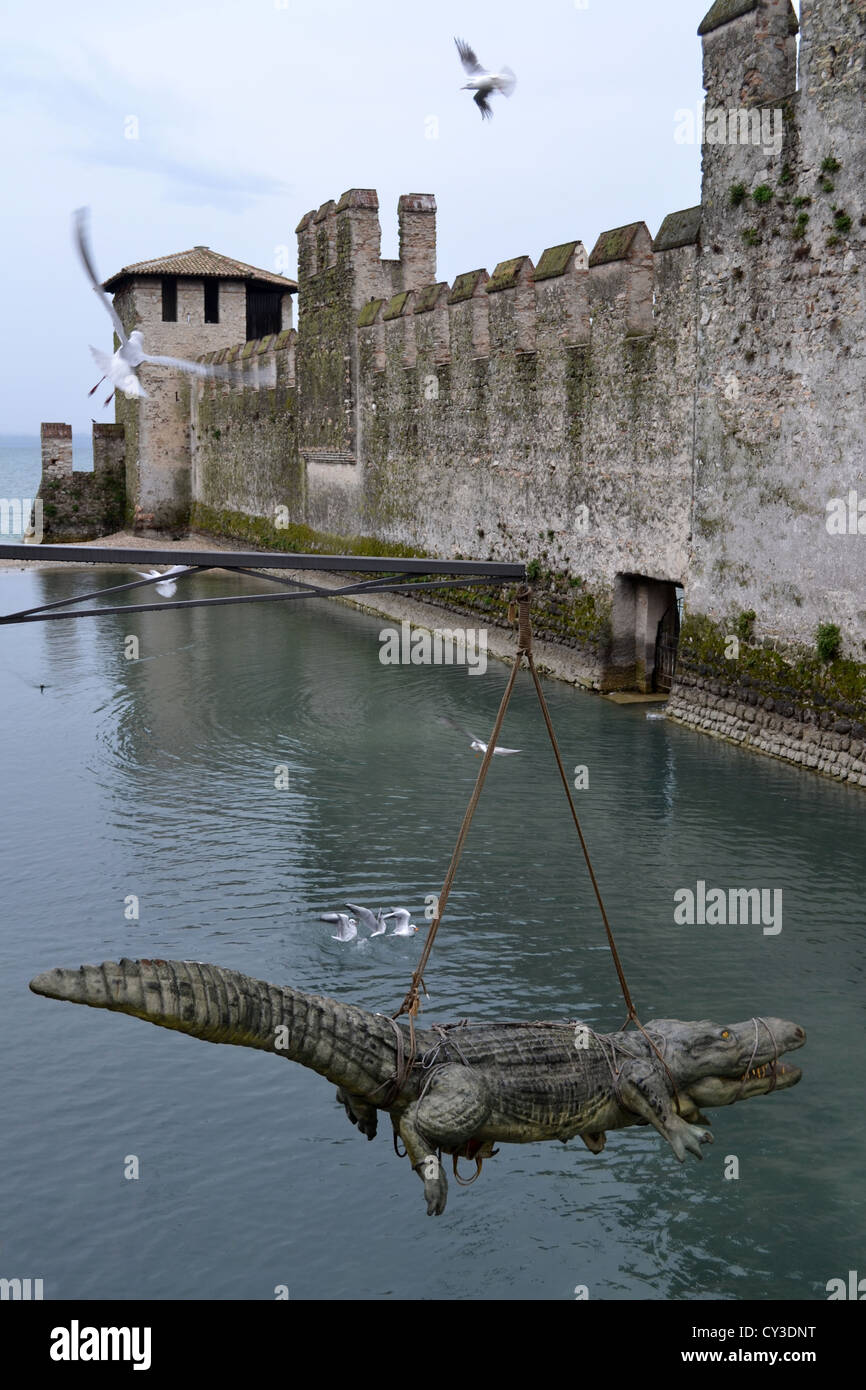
38,0,866,769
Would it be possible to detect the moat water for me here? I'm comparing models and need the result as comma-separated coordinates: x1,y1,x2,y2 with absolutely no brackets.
1,564,864,1301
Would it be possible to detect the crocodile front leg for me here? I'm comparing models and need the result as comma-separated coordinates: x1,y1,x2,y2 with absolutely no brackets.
336,1087,378,1140
618,1066,713,1162
396,1103,449,1215
396,1065,493,1215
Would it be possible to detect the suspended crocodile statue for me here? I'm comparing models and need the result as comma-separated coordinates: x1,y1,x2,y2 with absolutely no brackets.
30,958,805,1216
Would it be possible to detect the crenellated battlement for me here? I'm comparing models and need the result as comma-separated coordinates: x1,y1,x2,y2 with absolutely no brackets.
197,327,296,393
355,213,692,377
296,187,437,309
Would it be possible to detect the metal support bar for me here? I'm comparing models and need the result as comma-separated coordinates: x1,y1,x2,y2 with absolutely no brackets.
0,543,524,579
0,575,511,625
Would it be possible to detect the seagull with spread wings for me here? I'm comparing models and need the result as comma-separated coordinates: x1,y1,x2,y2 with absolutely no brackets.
74,208,228,406
454,37,517,120
438,715,521,755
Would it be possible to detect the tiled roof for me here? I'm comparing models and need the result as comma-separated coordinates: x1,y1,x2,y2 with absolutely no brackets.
103,247,296,292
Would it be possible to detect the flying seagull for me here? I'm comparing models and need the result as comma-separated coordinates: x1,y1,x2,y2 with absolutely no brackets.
321,912,358,942
345,903,388,936
438,715,521,755
454,37,516,120
383,908,419,937
74,208,228,406
135,566,187,598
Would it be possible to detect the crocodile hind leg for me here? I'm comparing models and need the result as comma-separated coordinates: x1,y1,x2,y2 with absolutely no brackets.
618,1066,713,1162
336,1087,378,1140
395,1065,492,1216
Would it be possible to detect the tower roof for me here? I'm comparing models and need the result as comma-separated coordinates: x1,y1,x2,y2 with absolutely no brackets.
103,247,296,292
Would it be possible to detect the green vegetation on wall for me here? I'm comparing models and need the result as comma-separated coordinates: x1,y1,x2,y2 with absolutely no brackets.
678,612,866,722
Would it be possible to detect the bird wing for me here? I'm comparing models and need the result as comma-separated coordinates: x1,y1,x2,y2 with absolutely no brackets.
438,715,480,743
74,208,128,345
345,902,377,931
455,37,484,73
89,346,115,375
140,353,228,378
494,746,521,755
474,90,493,119
495,67,517,97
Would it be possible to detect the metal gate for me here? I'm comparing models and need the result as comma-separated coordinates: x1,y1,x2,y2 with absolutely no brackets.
653,602,680,693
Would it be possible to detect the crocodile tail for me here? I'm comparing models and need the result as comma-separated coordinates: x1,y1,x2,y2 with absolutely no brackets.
30,958,399,1094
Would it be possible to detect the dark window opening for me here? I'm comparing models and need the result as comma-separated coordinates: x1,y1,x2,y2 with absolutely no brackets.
161,277,177,322
204,280,219,324
246,286,282,341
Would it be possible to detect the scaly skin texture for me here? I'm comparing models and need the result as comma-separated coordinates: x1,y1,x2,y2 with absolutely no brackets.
30,959,806,1216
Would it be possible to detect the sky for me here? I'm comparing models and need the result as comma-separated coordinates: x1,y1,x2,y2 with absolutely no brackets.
0,0,799,434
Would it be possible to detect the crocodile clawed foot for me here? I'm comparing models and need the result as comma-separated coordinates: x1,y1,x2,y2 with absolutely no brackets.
667,1114,714,1161
335,1086,378,1140
580,1131,606,1155
415,1154,448,1215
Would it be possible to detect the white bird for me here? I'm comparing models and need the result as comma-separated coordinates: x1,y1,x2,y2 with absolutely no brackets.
74,208,228,406
345,903,387,936
455,37,516,120
135,566,187,598
321,912,358,942
439,716,521,755
383,908,419,937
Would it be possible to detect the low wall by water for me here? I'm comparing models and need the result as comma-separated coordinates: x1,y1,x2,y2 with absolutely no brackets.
668,669,866,788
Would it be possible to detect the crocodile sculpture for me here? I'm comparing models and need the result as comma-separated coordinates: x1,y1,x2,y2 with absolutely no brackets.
30,958,805,1215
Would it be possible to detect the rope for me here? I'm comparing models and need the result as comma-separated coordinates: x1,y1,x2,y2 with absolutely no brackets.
394,645,523,1021
733,1017,779,1099
522,638,637,1022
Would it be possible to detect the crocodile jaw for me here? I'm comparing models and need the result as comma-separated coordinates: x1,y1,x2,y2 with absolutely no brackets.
685,1060,802,1109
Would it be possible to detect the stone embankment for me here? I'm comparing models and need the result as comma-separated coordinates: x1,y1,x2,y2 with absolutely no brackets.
669,669,866,787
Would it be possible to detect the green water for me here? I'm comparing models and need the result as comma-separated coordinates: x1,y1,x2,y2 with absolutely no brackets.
1,564,863,1300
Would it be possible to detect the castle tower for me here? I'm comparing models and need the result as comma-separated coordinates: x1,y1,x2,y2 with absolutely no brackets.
698,0,799,228
102,248,296,531
294,190,436,507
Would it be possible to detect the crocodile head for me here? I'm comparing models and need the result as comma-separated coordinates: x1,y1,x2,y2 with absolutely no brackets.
645,1016,805,1111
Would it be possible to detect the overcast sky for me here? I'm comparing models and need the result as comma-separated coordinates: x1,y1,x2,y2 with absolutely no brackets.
0,0,799,434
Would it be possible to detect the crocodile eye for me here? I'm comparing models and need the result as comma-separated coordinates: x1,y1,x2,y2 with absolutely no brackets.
721,1030,730,1039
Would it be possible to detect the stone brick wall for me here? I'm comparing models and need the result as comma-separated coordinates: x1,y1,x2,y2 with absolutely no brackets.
669,665,866,788
190,331,299,524
37,423,125,541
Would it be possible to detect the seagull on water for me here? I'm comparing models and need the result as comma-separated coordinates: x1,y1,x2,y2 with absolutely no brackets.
74,208,228,406
321,912,358,942
383,908,419,937
135,566,187,598
439,715,521,755
345,903,388,936
455,38,516,120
